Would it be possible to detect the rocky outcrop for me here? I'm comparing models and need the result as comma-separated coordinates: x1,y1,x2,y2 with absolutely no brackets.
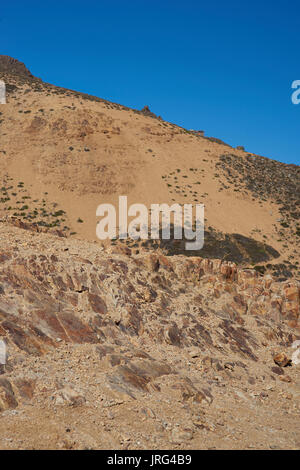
140,105,161,119
0,224,299,449
0,230,299,362
0,56,34,78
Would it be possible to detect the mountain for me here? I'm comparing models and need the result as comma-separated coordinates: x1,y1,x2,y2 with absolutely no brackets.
0,56,299,278
0,57,299,449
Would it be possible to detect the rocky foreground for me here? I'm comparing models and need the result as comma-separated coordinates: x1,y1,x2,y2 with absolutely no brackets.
0,223,299,450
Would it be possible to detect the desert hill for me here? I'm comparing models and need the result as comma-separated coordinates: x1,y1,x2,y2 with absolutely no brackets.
0,57,299,450
0,56,299,279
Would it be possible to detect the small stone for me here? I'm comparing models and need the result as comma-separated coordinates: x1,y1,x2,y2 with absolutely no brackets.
224,362,235,371
141,407,156,419
279,375,292,383
271,366,284,376
280,392,292,400
273,353,291,368
265,385,275,391
170,428,193,444
188,348,201,358
54,386,86,407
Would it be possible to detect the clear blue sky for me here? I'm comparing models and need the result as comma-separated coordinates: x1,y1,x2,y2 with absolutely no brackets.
1,0,299,164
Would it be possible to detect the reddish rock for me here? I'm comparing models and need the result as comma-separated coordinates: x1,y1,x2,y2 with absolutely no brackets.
88,293,107,314
0,378,18,411
271,366,284,375
279,375,292,383
164,324,181,346
58,311,98,343
273,353,291,367
14,378,36,400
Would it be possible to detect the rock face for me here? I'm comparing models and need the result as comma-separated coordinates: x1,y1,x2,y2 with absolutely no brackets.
140,105,158,119
0,223,299,449
0,56,34,78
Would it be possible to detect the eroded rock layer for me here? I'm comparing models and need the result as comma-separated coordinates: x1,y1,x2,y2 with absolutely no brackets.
0,224,299,449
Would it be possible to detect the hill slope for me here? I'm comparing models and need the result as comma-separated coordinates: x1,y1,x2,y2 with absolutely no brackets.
0,57,299,278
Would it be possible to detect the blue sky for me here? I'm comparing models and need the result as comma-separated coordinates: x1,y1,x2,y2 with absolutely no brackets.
1,0,299,164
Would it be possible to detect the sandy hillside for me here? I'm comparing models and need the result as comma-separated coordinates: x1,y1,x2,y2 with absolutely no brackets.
0,56,299,278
